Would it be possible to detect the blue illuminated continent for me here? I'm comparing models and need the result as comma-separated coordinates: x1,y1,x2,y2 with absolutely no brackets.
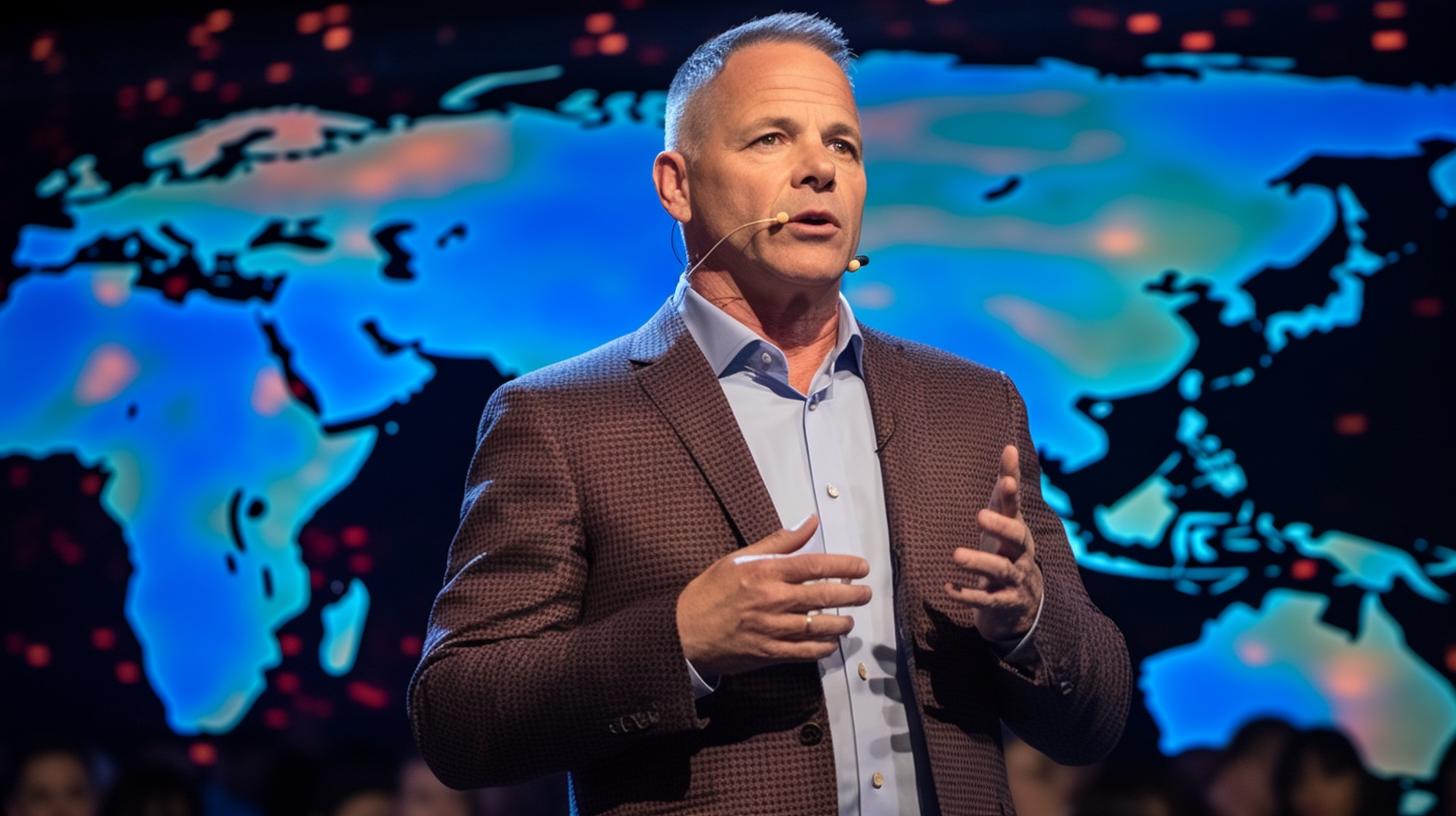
320,578,370,676
1142,590,1456,779
0,267,373,733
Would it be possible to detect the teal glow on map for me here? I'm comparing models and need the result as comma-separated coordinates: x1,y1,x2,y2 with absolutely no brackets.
320,578,370,677
3,52,1453,796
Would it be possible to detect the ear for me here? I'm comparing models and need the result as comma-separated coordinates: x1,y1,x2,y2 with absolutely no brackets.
653,150,692,225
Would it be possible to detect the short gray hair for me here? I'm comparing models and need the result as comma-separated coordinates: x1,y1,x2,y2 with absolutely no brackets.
664,12,854,156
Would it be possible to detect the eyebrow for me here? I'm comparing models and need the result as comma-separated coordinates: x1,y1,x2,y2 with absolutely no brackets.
739,116,861,143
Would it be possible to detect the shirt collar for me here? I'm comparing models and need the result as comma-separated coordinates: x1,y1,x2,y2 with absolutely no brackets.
672,271,865,380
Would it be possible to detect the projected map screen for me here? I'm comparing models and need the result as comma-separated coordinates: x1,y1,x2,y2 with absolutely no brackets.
2,6,1453,811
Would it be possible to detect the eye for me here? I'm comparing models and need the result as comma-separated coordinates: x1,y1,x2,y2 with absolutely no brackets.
754,133,784,147
830,138,859,158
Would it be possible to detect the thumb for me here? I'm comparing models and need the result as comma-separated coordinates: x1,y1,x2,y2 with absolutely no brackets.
742,513,819,556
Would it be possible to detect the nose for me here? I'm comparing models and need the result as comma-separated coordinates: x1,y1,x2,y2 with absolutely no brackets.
791,140,836,192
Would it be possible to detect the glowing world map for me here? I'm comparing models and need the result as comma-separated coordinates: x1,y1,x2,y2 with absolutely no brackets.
3,52,1454,800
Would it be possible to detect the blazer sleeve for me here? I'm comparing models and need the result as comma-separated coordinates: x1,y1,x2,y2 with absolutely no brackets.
407,381,708,790
987,372,1133,765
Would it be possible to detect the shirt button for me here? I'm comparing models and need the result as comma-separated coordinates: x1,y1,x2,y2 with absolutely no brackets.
857,662,868,680
825,483,840,499
759,351,772,365
807,397,818,411
871,772,885,789
798,722,824,746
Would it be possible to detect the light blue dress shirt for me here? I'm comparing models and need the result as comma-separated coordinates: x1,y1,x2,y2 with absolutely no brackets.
672,273,1038,815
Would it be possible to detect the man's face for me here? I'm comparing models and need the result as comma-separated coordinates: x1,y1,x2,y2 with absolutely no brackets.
682,40,865,291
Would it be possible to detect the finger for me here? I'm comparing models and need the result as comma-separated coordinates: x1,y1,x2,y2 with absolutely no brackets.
988,445,1020,517
1002,444,1021,518
988,475,1019,523
736,514,819,562
976,509,1029,562
952,547,1018,587
774,553,870,584
782,581,872,611
770,639,842,662
943,580,1024,610
989,477,1021,523
755,611,855,641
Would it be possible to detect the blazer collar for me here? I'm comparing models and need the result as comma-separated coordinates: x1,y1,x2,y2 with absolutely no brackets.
629,298,779,548
627,296,903,550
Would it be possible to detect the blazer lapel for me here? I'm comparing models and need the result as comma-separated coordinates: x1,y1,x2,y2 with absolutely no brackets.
629,298,783,550
860,326,926,633
859,327,903,453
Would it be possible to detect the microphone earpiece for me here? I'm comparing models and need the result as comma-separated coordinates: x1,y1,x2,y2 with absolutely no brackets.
847,255,869,273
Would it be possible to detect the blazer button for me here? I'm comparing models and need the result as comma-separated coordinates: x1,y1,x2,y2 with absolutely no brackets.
1058,680,1075,696
799,722,824,746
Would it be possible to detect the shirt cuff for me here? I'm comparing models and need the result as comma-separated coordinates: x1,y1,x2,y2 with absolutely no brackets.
685,658,720,699
989,590,1045,666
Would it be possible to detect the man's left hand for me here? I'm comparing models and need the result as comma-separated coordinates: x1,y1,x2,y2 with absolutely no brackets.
944,444,1044,643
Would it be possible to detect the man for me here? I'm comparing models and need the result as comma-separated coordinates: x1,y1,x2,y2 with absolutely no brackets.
408,12,1130,815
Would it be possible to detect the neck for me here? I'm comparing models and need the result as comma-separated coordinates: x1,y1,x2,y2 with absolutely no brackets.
688,266,841,395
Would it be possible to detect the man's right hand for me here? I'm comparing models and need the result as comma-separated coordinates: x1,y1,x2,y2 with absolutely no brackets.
675,514,871,678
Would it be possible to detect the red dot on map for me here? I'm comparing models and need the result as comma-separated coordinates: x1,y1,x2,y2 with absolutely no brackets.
341,525,367,548
275,672,301,694
91,627,116,650
116,661,141,684
585,12,614,34
25,643,51,668
1126,13,1161,34
1223,10,1253,27
1372,30,1406,51
189,742,217,766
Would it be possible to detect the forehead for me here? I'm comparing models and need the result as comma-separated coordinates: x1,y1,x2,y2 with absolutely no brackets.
708,41,857,121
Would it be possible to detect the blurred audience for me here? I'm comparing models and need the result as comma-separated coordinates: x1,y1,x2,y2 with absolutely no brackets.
1432,735,1456,816
101,760,201,816
1272,728,1399,816
3,742,99,816
4,717,1433,816
1071,759,1209,816
395,759,471,816
1005,732,1098,816
309,753,394,816
1205,717,1296,816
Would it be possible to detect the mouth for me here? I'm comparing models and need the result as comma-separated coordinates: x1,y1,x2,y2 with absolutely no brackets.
783,210,841,239
788,210,840,227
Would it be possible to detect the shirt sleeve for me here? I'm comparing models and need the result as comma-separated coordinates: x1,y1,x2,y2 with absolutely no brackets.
987,589,1044,667
685,659,720,699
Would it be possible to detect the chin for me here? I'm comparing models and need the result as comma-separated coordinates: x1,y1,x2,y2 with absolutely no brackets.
763,254,848,284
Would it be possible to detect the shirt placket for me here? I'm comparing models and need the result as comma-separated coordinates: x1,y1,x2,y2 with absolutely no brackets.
801,367,894,815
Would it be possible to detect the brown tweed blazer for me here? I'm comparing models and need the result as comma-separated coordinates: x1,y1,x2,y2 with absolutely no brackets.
408,296,1132,815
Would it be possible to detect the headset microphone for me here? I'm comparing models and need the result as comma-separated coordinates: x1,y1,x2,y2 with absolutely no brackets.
684,212,790,280
684,211,869,277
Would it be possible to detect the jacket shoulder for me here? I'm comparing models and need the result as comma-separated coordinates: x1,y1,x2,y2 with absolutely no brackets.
863,325,1008,392
493,331,640,399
